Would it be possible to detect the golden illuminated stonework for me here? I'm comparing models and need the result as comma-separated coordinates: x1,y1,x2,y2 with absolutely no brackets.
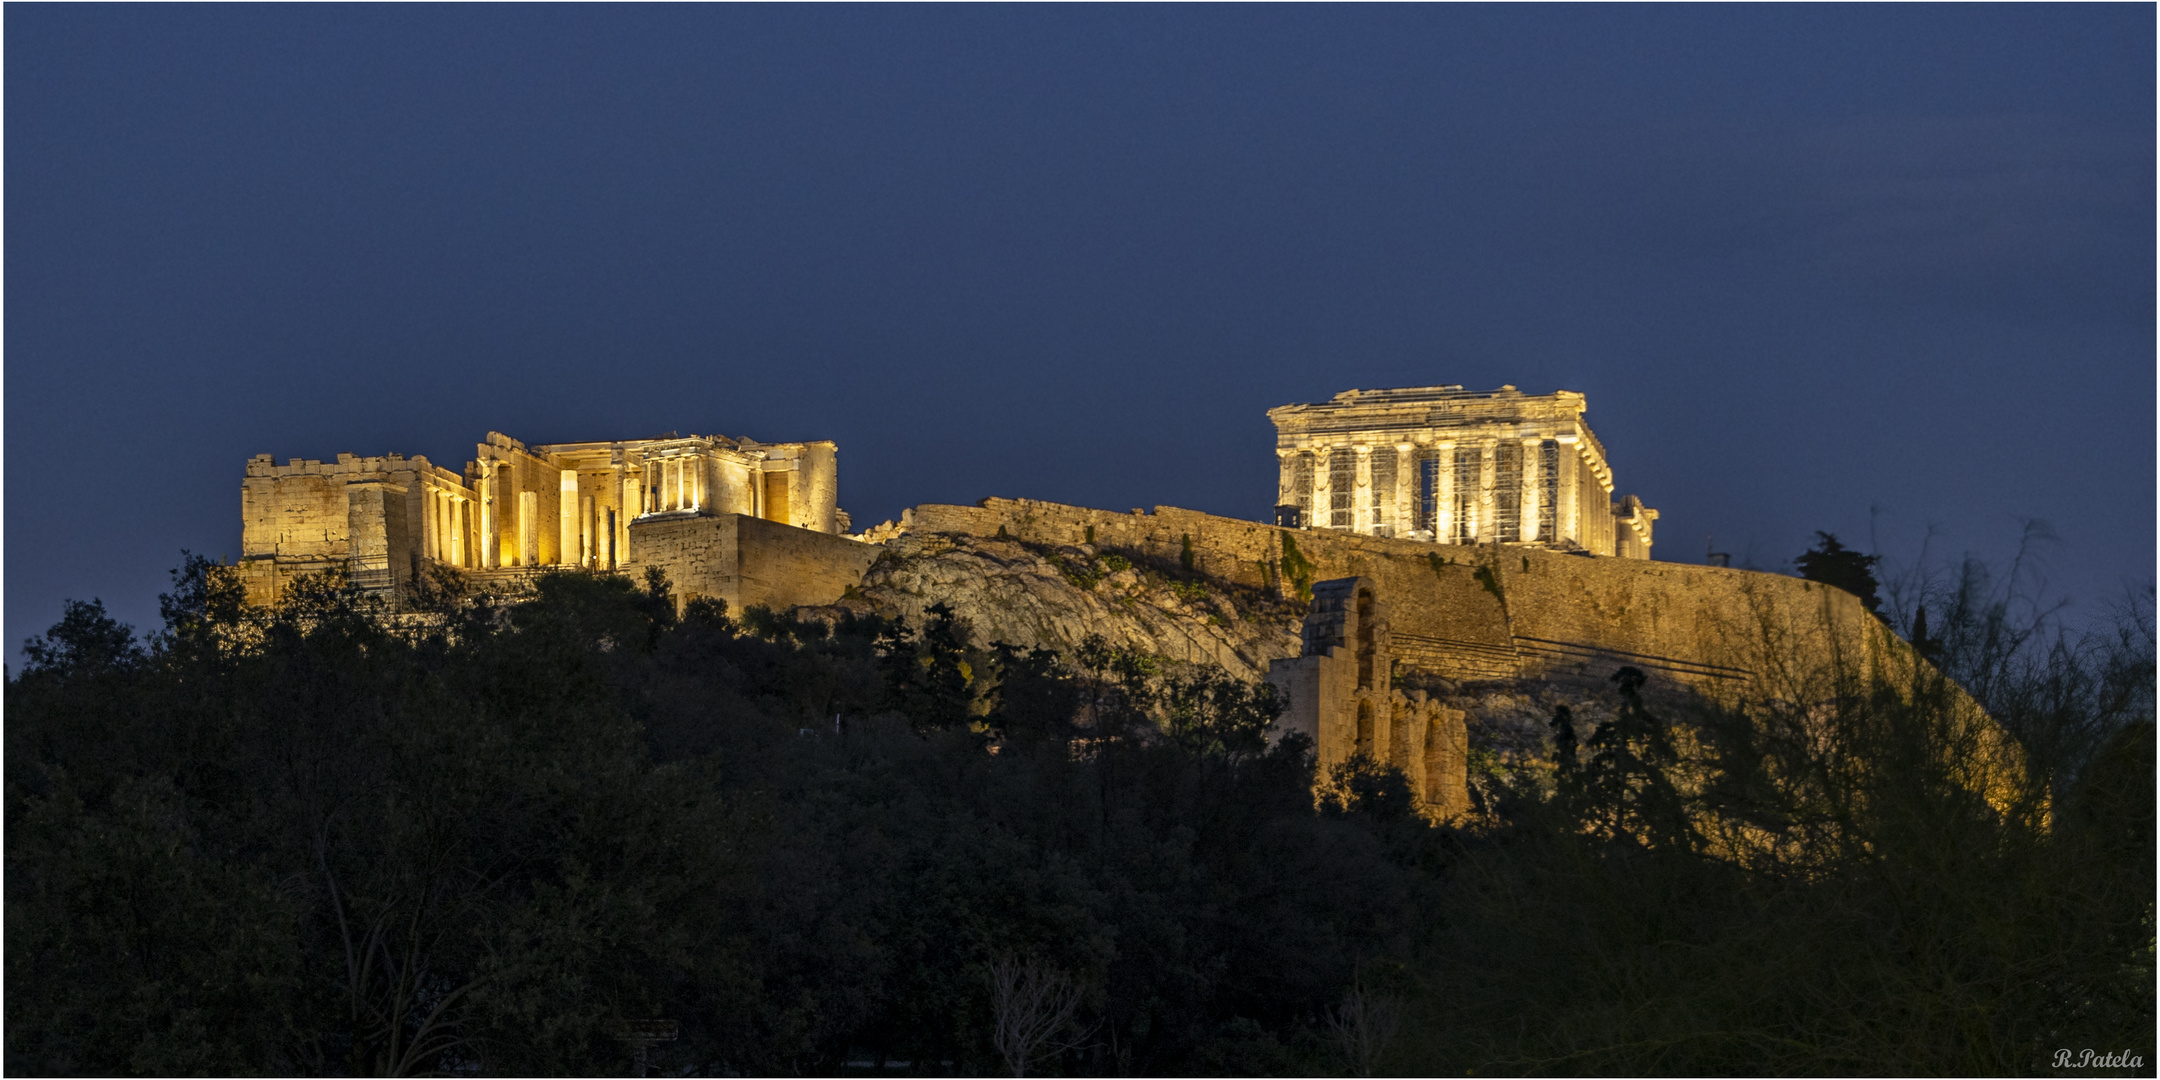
238,429,846,606
1267,385,1657,558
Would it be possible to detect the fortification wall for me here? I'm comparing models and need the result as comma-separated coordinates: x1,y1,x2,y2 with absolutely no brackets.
902,498,1884,697
628,513,880,615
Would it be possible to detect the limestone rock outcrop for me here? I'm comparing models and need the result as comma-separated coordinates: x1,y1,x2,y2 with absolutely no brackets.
806,532,1303,682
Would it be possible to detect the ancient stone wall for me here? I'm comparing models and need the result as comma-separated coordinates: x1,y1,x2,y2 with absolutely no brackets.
240,452,475,606
903,497,1889,701
1267,576,1475,821
627,512,880,615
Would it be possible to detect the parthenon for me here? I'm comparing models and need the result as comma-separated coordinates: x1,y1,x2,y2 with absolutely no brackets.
1267,384,1658,558
238,429,842,604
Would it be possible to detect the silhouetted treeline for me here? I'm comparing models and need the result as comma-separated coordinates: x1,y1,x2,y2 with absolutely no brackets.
6,557,2152,1076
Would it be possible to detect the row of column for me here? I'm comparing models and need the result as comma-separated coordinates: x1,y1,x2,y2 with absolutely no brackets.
423,485,473,567
565,465,638,570
643,456,703,515
467,459,541,570
1280,435,1584,546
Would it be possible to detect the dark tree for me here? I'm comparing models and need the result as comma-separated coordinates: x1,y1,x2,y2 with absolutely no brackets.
1794,531,1882,613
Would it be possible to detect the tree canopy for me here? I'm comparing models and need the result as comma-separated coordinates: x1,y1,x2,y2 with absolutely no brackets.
7,555,2150,1076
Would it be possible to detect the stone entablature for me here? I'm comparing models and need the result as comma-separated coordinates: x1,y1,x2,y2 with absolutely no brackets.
1267,384,1658,558
239,429,843,606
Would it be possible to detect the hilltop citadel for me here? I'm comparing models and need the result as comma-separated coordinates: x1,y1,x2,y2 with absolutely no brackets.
239,384,1893,820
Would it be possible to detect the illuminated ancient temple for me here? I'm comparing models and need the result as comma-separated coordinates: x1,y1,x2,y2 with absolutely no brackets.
1267,385,1657,558
238,429,843,603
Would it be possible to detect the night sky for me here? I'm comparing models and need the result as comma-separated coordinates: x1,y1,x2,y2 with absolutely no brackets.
8,5,2153,656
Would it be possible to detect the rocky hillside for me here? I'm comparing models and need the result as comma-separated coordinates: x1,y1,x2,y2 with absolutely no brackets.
806,532,1304,682
799,530,1653,813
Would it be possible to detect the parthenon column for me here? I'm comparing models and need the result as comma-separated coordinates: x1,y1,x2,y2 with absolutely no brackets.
1520,437,1543,543
1275,449,1297,518
1311,445,1333,530
1477,436,1498,543
1395,444,1414,537
1436,440,1456,543
1556,436,1580,547
1353,445,1373,535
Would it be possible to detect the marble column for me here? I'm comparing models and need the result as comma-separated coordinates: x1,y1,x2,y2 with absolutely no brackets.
478,461,499,569
1353,445,1373,535
617,468,630,570
1394,444,1414,538
518,490,539,567
437,490,452,562
1556,437,1580,548
451,496,467,567
1436,440,1456,543
1521,437,1543,543
1477,437,1498,543
1311,445,1333,530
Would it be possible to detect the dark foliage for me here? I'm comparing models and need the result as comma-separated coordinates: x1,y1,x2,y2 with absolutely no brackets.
7,555,2150,1076
1794,531,1883,613
7,561,1427,1076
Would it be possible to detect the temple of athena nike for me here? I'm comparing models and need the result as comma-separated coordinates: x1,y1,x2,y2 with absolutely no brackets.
1266,384,1657,558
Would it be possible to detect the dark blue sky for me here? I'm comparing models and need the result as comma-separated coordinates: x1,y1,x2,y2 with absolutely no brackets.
8,5,2153,652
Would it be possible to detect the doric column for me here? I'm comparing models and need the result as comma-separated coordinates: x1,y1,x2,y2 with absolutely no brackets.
518,490,539,567
451,496,467,567
478,461,499,568
1395,444,1414,537
1520,437,1542,543
419,488,437,562
1311,445,1333,530
580,494,595,567
1436,440,1456,543
559,471,580,567
1477,436,1498,543
1556,436,1580,547
1275,448,1296,518
1353,445,1373,535
619,476,634,563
